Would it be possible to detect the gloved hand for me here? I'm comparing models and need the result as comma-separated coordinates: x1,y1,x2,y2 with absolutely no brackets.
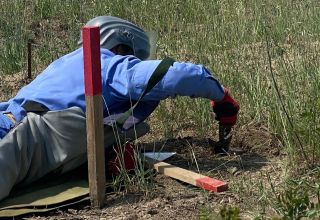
210,88,240,127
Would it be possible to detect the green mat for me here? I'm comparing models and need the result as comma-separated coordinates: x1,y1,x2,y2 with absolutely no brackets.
0,172,91,218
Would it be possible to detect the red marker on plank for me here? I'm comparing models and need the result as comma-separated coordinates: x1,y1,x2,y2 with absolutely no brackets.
196,177,228,192
153,161,228,193
82,26,105,208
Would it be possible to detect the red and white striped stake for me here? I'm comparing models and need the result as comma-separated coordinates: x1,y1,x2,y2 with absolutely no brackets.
82,26,105,208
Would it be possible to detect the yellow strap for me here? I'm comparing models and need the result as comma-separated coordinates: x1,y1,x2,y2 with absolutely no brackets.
4,113,16,125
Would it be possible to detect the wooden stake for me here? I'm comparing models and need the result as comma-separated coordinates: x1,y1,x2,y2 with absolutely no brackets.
82,26,105,208
152,161,228,192
27,40,32,79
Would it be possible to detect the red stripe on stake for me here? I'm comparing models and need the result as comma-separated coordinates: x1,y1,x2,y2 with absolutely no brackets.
196,177,228,192
83,26,102,96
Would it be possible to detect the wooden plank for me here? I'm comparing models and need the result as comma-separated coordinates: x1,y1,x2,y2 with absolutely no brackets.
153,161,228,192
82,26,105,208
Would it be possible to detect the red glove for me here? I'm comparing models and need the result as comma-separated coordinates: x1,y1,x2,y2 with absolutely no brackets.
210,88,240,127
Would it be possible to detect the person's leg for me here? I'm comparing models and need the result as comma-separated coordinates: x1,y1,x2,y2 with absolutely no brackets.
40,107,150,174
0,128,21,200
0,112,47,200
0,107,150,201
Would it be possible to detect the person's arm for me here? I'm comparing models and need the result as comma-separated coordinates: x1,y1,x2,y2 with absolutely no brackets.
107,56,239,127
107,57,225,102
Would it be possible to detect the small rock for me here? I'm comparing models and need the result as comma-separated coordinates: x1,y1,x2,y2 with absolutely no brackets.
228,167,238,175
125,214,138,220
147,209,158,215
234,170,242,176
67,209,77,214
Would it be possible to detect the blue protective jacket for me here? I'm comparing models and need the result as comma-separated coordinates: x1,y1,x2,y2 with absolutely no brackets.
0,48,224,138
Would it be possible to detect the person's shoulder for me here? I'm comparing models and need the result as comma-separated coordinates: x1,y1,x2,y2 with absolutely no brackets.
59,48,83,60
101,48,115,57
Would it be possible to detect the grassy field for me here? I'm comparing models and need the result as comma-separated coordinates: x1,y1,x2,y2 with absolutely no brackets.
0,0,320,219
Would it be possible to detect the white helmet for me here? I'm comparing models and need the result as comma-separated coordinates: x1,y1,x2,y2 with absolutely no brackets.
79,16,150,60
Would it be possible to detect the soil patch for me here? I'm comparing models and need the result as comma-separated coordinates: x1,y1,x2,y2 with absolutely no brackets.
20,122,285,219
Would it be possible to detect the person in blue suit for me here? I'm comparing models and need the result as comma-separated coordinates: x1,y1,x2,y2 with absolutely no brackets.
0,16,239,200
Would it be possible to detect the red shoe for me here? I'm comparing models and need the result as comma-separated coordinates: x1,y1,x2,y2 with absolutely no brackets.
106,142,135,176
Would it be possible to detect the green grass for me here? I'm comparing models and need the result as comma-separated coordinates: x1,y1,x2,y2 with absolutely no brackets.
0,0,319,218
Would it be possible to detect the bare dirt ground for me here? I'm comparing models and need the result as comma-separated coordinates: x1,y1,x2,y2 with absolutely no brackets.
0,67,285,220
20,124,284,220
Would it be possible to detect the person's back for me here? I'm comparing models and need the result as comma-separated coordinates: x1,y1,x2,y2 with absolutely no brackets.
12,48,109,114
